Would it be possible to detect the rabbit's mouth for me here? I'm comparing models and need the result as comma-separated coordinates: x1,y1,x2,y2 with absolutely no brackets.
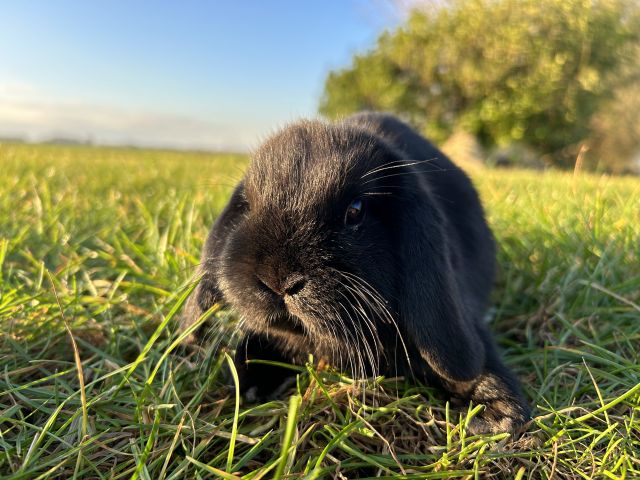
267,311,306,335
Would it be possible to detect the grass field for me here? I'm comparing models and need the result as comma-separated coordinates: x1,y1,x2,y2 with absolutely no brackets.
1,142,639,479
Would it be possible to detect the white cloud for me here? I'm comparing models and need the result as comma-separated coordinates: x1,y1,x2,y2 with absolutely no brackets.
0,81,39,98
0,84,254,151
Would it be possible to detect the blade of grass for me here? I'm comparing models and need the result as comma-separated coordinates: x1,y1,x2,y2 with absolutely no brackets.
131,409,161,480
147,302,221,385
186,456,241,480
118,280,198,390
273,394,302,480
225,352,241,474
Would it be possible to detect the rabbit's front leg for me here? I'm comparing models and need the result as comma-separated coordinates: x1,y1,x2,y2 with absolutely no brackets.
441,329,530,434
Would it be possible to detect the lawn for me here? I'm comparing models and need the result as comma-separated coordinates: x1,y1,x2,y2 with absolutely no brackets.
1,143,639,479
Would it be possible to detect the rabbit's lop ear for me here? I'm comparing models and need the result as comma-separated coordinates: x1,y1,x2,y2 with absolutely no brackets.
193,182,248,313
398,188,485,382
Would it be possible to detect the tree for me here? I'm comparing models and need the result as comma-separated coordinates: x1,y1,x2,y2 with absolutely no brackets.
319,0,640,168
587,48,640,172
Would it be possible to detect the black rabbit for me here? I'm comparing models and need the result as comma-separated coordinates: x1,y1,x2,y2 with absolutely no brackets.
183,112,529,434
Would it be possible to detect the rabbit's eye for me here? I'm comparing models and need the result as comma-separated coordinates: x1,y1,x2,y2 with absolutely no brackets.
344,198,365,226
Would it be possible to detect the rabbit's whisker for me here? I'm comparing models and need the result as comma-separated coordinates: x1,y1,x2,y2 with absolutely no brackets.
361,157,438,178
362,167,450,186
334,269,414,376
336,283,383,377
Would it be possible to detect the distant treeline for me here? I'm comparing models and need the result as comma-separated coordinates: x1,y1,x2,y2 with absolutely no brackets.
0,136,92,146
320,0,640,173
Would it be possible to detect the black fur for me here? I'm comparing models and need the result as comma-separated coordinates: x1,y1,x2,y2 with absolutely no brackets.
183,112,529,434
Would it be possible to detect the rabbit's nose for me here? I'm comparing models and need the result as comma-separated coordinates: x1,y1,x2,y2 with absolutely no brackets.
255,271,281,296
282,273,306,296
255,270,306,297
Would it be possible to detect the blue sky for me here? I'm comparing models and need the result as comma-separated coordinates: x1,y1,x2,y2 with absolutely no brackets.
0,1,404,150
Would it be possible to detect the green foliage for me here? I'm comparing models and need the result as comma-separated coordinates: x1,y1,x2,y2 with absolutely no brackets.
1,144,639,478
320,0,640,168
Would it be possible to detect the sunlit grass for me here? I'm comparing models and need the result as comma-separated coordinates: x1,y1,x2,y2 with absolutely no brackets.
1,143,639,479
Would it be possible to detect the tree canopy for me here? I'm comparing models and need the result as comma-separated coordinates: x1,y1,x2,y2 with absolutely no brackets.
319,0,640,169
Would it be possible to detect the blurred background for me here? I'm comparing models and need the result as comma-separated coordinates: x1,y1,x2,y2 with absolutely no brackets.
1,0,639,173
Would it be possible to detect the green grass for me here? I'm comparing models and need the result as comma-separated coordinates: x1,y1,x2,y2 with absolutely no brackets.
1,142,639,479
